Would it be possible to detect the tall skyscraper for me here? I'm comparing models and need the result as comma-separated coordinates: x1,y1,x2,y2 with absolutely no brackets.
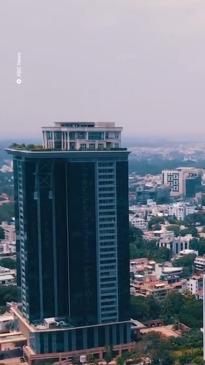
8,122,131,363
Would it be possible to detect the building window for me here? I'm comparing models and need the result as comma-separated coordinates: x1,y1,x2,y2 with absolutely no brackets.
89,143,95,150
80,144,86,150
54,131,61,139
88,132,104,140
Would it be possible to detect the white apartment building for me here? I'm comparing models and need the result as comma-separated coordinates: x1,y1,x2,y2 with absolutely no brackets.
194,256,205,272
1,222,15,243
168,203,196,221
0,266,15,285
42,121,122,151
186,275,203,295
0,222,16,254
130,215,148,231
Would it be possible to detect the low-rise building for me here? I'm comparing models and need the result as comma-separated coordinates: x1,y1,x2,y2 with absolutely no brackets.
0,222,16,254
158,234,192,255
0,266,16,285
129,215,148,231
186,275,203,296
194,255,205,272
131,277,187,299
132,280,171,300
168,203,196,221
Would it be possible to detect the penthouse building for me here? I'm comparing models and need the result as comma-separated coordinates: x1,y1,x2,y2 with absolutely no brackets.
42,121,122,151
7,122,131,363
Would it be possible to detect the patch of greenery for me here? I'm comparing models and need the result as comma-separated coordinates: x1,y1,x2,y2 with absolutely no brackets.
118,330,203,365
0,203,14,222
129,225,171,262
131,292,203,329
190,238,205,255
0,202,14,223
9,143,43,151
0,285,19,306
172,254,196,278
0,258,16,270
0,227,5,240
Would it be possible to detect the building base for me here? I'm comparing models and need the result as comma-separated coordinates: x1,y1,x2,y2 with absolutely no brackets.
23,342,135,365
11,306,134,365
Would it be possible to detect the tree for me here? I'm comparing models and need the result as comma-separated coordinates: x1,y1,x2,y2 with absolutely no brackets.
130,296,161,321
184,212,205,227
129,224,171,262
0,227,5,240
167,216,180,225
190,238,205,256
104,345,114,363
0,258,16,270
129,225,143,243
130,296,150,321
0,285,20,306
193,356,204,365
179,297,203,328
166,225,180,237
173,254,196,278
156,351,174,365
180,227,198,237
0,203,14,223
148,217,165,230
161,292,185,324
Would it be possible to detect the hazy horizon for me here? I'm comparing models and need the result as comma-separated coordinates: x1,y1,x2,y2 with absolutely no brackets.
1,1,205,139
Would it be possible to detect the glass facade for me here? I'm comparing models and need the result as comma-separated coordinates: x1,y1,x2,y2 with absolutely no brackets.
11,149,130,353
67,162,98,325
116,162,130,321
29,322,131,354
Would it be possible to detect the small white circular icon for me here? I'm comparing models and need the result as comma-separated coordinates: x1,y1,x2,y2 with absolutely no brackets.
16,79,22,85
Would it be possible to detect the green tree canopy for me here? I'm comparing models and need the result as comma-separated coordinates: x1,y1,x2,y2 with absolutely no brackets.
0,227,5,240
0,258,16,270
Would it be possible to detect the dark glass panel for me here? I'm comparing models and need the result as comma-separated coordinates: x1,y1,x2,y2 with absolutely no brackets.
116,161,130,321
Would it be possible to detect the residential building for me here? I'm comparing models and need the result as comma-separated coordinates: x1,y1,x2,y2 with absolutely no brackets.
131,277,186,300
194,256,205,272
168,203,196,221
7,121,131,363
0,222,16,254
186,275,203,296
168,203,183,221
129,215,148,231
0,266,15,285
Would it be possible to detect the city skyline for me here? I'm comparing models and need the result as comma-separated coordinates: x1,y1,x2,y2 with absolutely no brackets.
1,1,205,139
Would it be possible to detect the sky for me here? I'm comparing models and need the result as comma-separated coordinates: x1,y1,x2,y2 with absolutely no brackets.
1,0,205,140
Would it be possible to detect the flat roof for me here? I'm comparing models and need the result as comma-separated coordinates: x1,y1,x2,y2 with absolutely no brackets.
0,332,26,344
42,121,122,129
0,274,14,281
162,267,183,273
6,149,128,159
11,306,130,333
